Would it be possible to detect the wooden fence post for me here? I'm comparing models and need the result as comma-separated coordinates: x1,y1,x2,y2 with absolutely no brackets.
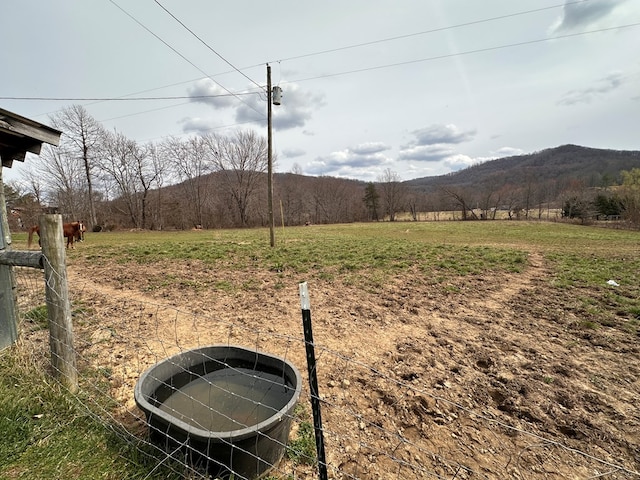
40,214,78,393
0,167,19,350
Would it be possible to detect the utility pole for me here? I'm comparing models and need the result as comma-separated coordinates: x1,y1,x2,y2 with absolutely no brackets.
267,64,275,247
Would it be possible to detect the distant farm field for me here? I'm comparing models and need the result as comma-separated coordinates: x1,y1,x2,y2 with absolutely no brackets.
7,220,640,478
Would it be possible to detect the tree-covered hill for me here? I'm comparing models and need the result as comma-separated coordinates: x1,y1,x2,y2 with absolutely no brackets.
406,145,639,191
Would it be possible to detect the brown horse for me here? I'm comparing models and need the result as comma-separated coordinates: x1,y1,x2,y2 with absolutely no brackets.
76,221,87,242
27,221,85,249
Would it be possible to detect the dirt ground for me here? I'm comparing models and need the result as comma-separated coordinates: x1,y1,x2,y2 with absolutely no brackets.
59,249,640,479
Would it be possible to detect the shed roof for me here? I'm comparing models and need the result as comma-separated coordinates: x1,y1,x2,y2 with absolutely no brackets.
0,107,62,168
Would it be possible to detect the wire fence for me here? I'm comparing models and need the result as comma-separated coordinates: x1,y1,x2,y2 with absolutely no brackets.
11,261,640,480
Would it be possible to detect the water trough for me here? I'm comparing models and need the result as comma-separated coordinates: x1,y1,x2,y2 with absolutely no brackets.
134,345,302,479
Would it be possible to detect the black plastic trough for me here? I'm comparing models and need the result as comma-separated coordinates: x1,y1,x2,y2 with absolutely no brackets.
134,345,302,479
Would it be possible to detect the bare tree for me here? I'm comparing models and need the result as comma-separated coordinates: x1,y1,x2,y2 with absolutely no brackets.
30,143,86,219
310,177,366,224
49,105,104,228
205,130,268,227
378,168,406,221
620,168,640,225
278,173,309,226
477,176,504,220
3,181,39,231
97,130,138,227
162,136,213,228
144,142,170,230
17,162,45,206
406,190,428,221
98,130,161,229
441,186,477,220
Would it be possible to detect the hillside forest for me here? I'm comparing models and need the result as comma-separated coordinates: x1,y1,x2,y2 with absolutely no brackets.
4,105,640,232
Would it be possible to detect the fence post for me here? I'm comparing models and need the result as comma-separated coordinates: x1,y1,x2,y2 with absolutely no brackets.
40,214,78,393
299,282,328,480
0,167,20,350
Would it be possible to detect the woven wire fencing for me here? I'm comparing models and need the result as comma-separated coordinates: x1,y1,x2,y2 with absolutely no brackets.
11,262,640,480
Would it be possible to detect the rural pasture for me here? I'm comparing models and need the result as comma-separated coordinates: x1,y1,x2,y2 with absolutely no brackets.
4,221,640,479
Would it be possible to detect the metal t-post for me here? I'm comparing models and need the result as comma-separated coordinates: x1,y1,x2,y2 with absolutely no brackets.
299,282,328,480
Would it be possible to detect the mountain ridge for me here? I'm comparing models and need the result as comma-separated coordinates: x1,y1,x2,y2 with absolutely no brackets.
404,144,639,189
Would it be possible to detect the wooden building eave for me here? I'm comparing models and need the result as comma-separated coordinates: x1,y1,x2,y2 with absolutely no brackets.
0,107,62,168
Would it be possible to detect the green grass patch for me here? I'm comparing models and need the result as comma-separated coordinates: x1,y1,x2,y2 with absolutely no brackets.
13,221,640,327
286,405,317,466
43,221,638,325
547,250,640,326
69,225,530,286
0,349,183,480
23,305,48,329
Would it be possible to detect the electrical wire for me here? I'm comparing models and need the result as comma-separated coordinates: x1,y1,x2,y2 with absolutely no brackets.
153,0,264,91
106,0,266,119
6,0,587,105
283,22,640,85
6,0,637,151
5,21,638,102
267,0,595,64
147,0,592,93
0,94,256,101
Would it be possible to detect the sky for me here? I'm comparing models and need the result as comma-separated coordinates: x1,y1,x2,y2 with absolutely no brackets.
1,0,639,184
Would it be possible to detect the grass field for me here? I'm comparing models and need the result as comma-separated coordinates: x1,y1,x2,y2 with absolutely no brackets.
3,220,639,479
41,220,640,323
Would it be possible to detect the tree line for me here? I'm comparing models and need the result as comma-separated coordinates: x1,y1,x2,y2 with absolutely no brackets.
4,105,640,231
5,105,375,231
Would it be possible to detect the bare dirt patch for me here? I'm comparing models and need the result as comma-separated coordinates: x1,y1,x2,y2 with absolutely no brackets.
66,250,640,478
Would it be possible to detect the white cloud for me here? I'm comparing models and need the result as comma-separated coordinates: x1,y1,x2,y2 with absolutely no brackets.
408,124,476,146
179,117,216,135
397,124,476,164
187,80,326,132
551,0,627,32
398,144,455,162
443,154,476,171
305,144,392,176
557,71,626,106
282,148,306,158
187,79,238,109
351,142,390,155
491,147,524,157
271,83,327,130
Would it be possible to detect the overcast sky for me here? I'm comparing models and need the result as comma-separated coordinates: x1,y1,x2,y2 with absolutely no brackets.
2,0,639,183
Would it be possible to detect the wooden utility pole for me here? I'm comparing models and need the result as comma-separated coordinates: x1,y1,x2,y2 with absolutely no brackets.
267,64,275,247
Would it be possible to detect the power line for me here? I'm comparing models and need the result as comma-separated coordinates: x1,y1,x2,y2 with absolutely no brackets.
267,0,594,64
5,21,637,105
7,0,636,145
0,93,256,101
107,0,266,119
284,22,640,84
83,1,586,108
153,0,263,92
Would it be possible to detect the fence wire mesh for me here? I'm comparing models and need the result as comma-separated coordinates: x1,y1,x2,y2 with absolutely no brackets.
10,261,640,480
